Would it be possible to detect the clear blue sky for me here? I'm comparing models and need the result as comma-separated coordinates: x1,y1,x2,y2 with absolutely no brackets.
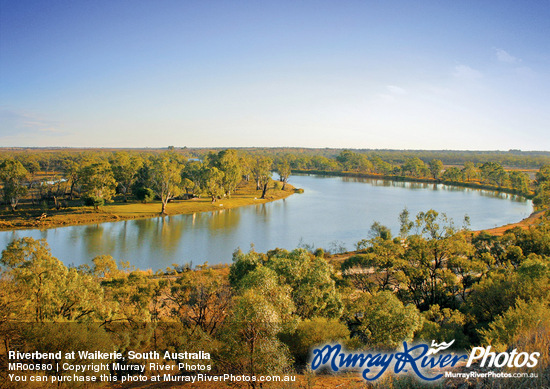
1,0,549,150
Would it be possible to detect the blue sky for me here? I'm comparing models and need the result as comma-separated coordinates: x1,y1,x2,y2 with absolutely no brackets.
1,0,549,149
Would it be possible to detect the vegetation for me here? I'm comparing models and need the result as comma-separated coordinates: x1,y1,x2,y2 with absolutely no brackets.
0,149,300,230
1,208,550,387
1,147,548,219
1,147,549,387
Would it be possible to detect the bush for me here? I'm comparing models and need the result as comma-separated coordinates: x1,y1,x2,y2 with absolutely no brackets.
83,195,104,208
480,299,550,352
345,291,423,349
135,187,155,203
284,317,350,365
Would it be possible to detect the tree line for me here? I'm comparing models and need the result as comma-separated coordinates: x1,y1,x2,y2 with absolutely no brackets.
0,149,290,214
287,150,549,207
1,148,549,214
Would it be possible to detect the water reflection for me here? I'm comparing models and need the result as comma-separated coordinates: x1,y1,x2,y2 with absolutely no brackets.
338,175,528,202
0,175,532,270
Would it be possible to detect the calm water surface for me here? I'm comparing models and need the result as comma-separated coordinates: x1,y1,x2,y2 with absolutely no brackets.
0,175,532,270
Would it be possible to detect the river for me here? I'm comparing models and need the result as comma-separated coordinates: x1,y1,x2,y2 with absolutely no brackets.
0,175,532,270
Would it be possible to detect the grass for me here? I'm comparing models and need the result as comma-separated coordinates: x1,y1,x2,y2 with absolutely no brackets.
0,181,298,231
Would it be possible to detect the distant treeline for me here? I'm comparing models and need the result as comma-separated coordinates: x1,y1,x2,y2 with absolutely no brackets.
2,147,550,167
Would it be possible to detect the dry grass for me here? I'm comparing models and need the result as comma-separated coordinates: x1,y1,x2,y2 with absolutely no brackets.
480,209,547,236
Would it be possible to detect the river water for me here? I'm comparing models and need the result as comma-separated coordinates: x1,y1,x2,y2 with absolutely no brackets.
0,175,532,270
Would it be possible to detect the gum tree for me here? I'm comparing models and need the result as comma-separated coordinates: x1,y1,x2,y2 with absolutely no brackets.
150,153,183,214
0,158,28,211
80,160,117,209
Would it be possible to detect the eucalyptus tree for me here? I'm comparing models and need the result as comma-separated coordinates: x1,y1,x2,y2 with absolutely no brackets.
219,289,292,385
62,157,83,199
399,210,476,309
80,159,117,209
201,165,225,203
442,166,463,182
429,159,443,180
480,162,509,187
252,157,272,199
110,151,143,202
215,149,242,197
0,237,108,323
181,160,205,197
166,269,232,336
344,291,422,349
0,158,28,211
401,157,428,178
461,161,479,182
533,164,550,208
276,157,291,190
150,152,183,214
508,170,530,194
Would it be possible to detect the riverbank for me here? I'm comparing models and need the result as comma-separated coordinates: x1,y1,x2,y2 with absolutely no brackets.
292,169,533,199
481,208,548,236
0,181,297,231
326,208,549,267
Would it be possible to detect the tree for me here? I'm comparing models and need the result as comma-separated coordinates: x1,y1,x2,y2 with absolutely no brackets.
346,234,406,294
480,162,509,187
215,150,242,197
237,266,296,332
466,256,550,327
62,157,83,199
20,155,41,202
150,153,183,214
345,291,422,349
442,167,463,182
252,157,272,199
336,150,373,172
398,210,475,309
508,171,530,194
462,161,478,182
111,152,143,202
535,164,550,184
166,269,232,336
286,317,350,365
479,299,550,352
132,162,155,202
181,160,205,197
228,249,264,288
220,290,292,386
201,166,225,203
429,159,443,180
0,238,107,323
371,156,394,175
401,157,428,178
533,165,550,209
0,159,28,211
399,208,414,238
80,160,117,209
276,157,292,190
265,249,343,319
416,305,469,349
